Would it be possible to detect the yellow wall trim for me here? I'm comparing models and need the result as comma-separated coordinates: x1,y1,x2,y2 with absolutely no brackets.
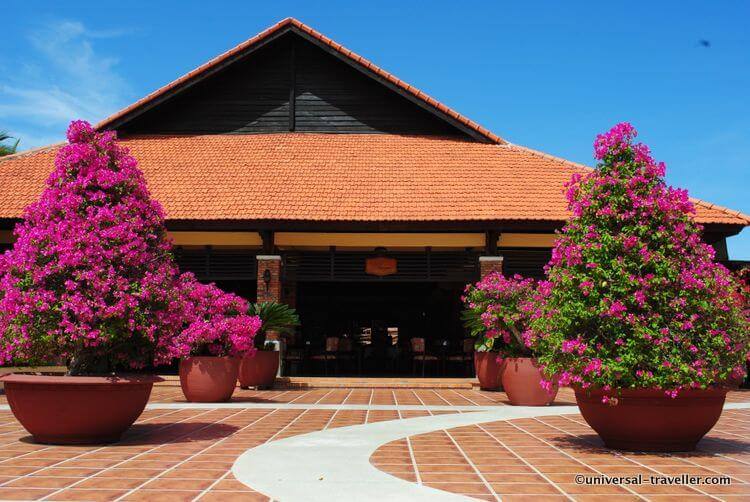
498,233,557,248
275,232,486,249
168,231,263,246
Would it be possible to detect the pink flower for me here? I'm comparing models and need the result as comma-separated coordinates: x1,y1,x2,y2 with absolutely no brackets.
605,301,627,319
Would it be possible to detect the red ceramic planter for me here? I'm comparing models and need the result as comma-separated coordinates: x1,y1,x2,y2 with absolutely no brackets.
575,386,728,452
179,356,240,403
238,351,279,389
501,357,558,406
474,352,502,391
0,373,162,444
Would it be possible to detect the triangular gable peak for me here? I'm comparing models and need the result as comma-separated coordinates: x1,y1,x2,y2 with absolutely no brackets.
99,18,503,143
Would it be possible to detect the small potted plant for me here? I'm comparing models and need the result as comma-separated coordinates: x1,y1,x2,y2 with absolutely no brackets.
170,277,261,403
239,302,300,389
531,123,749,451
464,273,558,404
462,279,503,390
0,121,185,444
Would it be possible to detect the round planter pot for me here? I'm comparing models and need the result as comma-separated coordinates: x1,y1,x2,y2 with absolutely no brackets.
574,387,728,452
179,356,240,403
0,374,162,444
238,351,279,389
501,357,558,406
474,352,502,391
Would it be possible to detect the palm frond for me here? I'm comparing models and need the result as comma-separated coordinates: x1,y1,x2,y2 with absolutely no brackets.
248,301,300,335
0,131,19,157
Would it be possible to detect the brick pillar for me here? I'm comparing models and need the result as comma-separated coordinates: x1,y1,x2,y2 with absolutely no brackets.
479,255,504,278
256,255,283,351
256,255,282,303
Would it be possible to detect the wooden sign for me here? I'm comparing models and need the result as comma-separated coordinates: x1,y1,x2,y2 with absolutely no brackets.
365,256,397,276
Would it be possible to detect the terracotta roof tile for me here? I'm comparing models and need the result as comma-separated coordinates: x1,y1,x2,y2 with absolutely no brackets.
0,134,747,226
95,18,503,144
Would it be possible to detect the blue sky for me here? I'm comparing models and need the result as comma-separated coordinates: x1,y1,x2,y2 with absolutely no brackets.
2,1,749,257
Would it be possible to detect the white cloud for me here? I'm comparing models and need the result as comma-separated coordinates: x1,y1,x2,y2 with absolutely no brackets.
0,20,130,150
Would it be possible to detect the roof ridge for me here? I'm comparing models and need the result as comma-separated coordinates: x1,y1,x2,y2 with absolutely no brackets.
95,18,503,144
503,142,592,171
0,142,63,165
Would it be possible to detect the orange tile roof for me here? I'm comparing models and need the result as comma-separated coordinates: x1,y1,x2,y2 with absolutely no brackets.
0,134,747,226
96,18,502,144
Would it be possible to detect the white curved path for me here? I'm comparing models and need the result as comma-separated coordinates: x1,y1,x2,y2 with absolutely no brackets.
232,401,750,501
232,405,578,502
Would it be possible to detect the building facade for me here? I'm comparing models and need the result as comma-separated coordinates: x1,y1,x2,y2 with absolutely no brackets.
1,18,747,375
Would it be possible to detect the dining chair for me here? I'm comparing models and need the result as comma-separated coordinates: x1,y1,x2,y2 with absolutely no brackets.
310,336,340,375
410,337,439,377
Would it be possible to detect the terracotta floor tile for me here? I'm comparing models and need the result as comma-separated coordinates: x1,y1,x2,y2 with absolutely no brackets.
490,482,562,495
482,472,546,483
535,465,596,474
199,492,270,501
644,496,716,502
0,487,56,500
74,476,148,490
141,477,215,490
572,496,643,501
31,467,102,478
161,467,228,479
5,475,81,489
211,479,253,491
477,464,536,474
121,489,203,501
48,488,130,501
556,482,632,495
635,483,711,495
418,472,483,483
496,495,568,501
411,464,477,473
423,482,492,495
698,483,750,494
95,468,165,479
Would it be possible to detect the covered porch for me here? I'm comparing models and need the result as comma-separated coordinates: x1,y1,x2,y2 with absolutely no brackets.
171,230,552,378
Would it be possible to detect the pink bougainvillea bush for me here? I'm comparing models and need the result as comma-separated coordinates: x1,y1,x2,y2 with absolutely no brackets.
462,273,536,356
530,123,749,398
0,121,259,374
159,274,261,361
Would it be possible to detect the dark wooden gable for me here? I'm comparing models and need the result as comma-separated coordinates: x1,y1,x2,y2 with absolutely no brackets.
117,30,474,139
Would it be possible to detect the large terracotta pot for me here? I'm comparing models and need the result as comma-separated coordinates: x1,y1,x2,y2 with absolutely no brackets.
0,374,162,444
575,387,728,452
179,356,239,403
501,357,558,406
474,351,502,391
238,351,279,389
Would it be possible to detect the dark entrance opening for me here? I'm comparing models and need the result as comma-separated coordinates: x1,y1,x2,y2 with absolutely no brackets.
281,249,480,377
282,248,479,376
289,280,470,376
